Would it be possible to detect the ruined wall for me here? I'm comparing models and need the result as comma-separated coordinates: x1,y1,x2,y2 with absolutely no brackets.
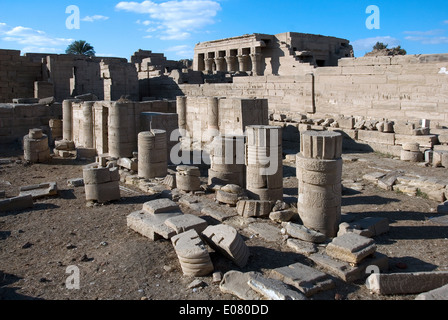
0,50,43,103
0,103,62,144
177,53,448,127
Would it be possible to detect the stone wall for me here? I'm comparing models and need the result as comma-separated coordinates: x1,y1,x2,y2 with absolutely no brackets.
0,103,62,144
0,50,43,103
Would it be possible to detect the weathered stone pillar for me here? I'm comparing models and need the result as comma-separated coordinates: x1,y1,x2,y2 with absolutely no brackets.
208,97,219,131
214,57,226,72
204,58,214,73
250,53,262,76
62,99,74,141
176,96,187,132
82,101,95,148
109,102,136,158
176,165,201,192
225,56,237,72
23,129,51,163
209,135,246,187
138,130,168,179
297,131,343,238
237,55,248,72
83,164,121,204
246,126,283,202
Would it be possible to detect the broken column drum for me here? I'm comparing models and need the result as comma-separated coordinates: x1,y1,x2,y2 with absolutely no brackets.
209,135,246,187
81,101,95,149
138,130,168,179
297,131,343,238
83,164,121,203
109,102,137,159
176,165,201,192
23,129,51,163
246,125,283,202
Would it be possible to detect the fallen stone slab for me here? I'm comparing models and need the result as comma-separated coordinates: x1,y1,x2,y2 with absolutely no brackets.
19,182,58,199
358,217,389,236
164,214,208,235
283,222,326,244
246,222,284,243
269,210,295,223
216,190,240,206
143,199,180,215
286,239,318,256
127,210,183,240
0,195,34,212
337,222,374,238
270,262,335,297
201,205,238,222
377,172,402,191
237,200,273,218
67,178,84,188
415,284,448,300
219,271,262,300
202,224,250,268
366,271,448,295
309,252,389,283
248,273,308,300
118,157,138,172
172,229,214,277
326,233,377,264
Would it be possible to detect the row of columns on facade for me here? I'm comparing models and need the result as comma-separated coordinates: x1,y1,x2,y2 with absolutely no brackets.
203,53,262,75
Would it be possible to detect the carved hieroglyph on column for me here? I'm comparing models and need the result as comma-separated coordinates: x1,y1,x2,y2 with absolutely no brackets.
246,125,283,202
297,131,343,238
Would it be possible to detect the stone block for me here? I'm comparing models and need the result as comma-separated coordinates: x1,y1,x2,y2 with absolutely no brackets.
415,284,448,300
367,271,448,295
84,181,120,203
270,262,335,297
284,223,326,243
19,182,58,199
127,210,182,240
248,273,308,300
246,222,283,243
269,210,295,223
202,224,250,268
326,233,377,264
143,199,180,214
286,239,318,255
118,157,138,172
357,130,395,146
0,194,33,212
309,252,389,283
67,178,84,188
220,271,262,300
216,190,239,206
395,134,437,149
237,200,273,218
164,214,208,235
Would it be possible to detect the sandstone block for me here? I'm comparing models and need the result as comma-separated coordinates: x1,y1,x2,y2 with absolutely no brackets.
237,200,273,218
0,194,33,212
143,199,180,214
284,222,326,243
164,214,208,235
248,273,308,300
326,233,377,264
220,271,261,300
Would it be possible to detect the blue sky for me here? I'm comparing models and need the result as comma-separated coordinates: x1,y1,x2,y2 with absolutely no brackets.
0,0,447,60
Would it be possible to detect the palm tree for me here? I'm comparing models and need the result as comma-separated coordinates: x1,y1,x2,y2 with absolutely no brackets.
66,40,96,56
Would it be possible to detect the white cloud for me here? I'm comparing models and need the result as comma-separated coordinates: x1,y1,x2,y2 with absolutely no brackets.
404,29,448,45
165,44,193,56
82,15,110,22
404,29,444,36
0,22,73,53
351,36,401,52
444,20,448,24
116,0,221,40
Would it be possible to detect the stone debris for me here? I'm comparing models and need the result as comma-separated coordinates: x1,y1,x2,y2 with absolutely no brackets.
165,214,208,235
366,271,448,295
19,182,58,199
236,200,273,218
171,229,214,277
143,199,180,214
246,222,284,243
326,233,377,264
202,224,250,268
219,271,262,300
415,284,448,300
83,164,121,203
247,273,308,300
270,262,335,297
309,252,389,283
0,194,33,212
67,178,84,188
283,222,327,244
337,217,389,238
269,209,295,223
286,239,318,256
201,204,238,222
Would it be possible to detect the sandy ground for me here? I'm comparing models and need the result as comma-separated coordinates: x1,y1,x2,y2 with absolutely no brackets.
1,143,447,302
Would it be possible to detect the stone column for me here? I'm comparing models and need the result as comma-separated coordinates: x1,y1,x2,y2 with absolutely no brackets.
214,57,226,72
250,53,262,76
204,58,214,73
138,130,168,179
177,96,187,132
246,126,283,202
62,99,74,141
297,131,343,238
237,55,247,72
225,56,237,72
81,101,95,149
208,97,219,131
209,135,246,187
109,102,136,159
